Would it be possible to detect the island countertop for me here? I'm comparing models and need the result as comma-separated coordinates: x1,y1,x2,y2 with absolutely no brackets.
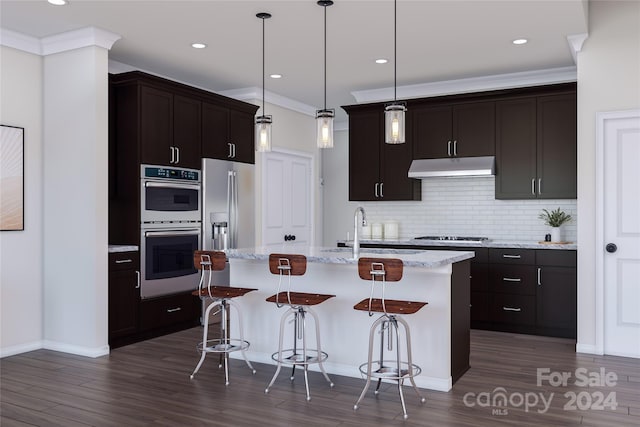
226,246,474,268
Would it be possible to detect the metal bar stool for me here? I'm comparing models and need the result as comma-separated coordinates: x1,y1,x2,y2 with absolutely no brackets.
353,257,428,419
190,250,257,385
264,253,335,401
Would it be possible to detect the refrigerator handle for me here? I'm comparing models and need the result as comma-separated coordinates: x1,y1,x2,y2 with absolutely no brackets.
227,170,234,248
232,171,239,248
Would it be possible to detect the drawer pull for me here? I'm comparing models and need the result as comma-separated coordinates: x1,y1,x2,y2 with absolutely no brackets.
502,254,521,259
537,267,541,286
115,259,133,264
503,306,522,312
502,277,522,283
166,307,182,313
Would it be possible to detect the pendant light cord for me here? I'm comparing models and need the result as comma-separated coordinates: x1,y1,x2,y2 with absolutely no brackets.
323,4,327,110
394,0,397,102
262,16,266,115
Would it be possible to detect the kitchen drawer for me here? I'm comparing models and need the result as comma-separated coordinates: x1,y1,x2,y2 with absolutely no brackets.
536,250,576,267
470,263,488,292
489,248,534,265
471,291,490,322
139,292,199,331
490,294,535,326
490,264,536,295
109,252,139,271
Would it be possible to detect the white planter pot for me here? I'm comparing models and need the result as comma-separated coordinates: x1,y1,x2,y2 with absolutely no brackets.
550,227,562,243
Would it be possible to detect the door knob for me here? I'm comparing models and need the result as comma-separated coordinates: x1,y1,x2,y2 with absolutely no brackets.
605,243,617,253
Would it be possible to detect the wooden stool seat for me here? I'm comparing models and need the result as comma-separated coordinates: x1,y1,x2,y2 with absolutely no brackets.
192,286,257,299
266,291,334,306
354,298,428,315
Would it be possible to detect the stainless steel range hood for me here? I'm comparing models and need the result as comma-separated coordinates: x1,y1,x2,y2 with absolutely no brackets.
408,156,495,178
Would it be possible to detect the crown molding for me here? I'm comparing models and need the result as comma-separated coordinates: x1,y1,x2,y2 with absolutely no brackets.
221,87,317,117
567,33,589,64
0,27,120,56
0,28,42,55
351,66,577,104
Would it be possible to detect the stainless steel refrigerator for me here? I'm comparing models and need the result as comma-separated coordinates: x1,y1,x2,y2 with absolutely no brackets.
199,157,255,323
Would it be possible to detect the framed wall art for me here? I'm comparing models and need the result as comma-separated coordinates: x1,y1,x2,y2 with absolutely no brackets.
1,125,24,231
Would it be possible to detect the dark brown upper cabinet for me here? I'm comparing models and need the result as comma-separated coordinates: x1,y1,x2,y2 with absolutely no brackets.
202,103,255,164
413,101,495,159
344,105,420,201
139,87,201,169
496,90,576,199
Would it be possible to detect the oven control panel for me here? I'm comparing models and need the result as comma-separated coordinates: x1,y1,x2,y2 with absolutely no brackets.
143,165,200,181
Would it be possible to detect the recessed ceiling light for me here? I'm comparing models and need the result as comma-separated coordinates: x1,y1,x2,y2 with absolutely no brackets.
512,38,528,45
48,0,67,5
270,74,282,79
375,58,388,64
191,43,207,49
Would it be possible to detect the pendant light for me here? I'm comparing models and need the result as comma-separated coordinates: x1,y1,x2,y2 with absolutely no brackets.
255,12,272,152
316,0,334,149
384,0,406,144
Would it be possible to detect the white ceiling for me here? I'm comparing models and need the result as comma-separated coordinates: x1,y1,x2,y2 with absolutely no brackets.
1,0,588,121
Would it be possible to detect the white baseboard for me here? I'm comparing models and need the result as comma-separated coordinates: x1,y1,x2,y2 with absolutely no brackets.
0,341,43,358
42,340,110,358
576,343,603,355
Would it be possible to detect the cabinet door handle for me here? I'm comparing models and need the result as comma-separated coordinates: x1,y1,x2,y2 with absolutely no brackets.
537,267,541,286
502,254,521,259
170,146,175,164
503,307,522,312
232,143,236,158
115,258,133,264
453,140,458,156
502,277,522,283
374,182,379,198
531,178,536,195
538,178,542,195
166,307,182,313
135,271,140,289
175,146,180,164
447,140,452,157
379,182,384,198
228,143,233,158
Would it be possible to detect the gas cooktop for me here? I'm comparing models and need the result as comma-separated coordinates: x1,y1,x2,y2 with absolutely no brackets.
414,236,490,243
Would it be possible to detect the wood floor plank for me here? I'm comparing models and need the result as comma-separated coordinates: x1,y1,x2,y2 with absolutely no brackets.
2,328,639,426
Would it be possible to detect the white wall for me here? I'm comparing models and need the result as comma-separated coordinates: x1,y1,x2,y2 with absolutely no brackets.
576,0,640,352
42,46,110,356
0,46,44,356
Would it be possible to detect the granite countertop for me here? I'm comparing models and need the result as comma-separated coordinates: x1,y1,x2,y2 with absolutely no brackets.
337,239,577,250
108,245,139,253
226,246,474,269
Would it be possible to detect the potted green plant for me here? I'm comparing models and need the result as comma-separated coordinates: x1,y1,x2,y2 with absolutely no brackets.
539,208,572,242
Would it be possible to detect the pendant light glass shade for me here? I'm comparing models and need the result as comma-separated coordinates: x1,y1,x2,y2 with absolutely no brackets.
255,12,272,152
385,0,406,145
384,103,406,144
316,0,334,148
255,115,272,152
316,109,334,148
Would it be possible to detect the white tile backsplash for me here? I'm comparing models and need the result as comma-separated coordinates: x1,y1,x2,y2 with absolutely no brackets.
358,177,577,242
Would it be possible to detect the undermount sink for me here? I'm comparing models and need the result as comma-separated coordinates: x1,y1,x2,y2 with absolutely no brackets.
321,248,422,255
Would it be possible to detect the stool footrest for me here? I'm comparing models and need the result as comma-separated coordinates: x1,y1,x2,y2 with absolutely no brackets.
271,349,328,366
197,338,250,354
358,360,422,381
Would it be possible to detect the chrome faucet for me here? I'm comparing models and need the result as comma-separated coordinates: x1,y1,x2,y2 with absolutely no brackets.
353,206,367,258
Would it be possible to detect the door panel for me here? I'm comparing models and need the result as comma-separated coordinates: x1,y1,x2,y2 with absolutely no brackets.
602,110,640,358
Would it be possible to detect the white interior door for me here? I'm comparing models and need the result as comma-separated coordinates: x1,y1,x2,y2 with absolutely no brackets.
599,110,640,358
262,150,313,247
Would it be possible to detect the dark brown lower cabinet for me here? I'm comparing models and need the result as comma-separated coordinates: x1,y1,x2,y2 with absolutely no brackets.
536,250,577,338
139,291,200,332
108,252,140,347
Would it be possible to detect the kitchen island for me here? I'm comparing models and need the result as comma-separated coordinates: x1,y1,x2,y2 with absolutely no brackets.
225,246,474,391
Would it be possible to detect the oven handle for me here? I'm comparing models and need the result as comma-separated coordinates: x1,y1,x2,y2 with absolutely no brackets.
144,230,201,237
144,182,200,191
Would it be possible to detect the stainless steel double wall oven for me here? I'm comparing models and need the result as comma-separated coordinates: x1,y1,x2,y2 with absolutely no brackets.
140,164,201,299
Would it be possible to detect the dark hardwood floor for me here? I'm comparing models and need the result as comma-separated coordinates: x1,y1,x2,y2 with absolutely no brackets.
1,328,638,426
